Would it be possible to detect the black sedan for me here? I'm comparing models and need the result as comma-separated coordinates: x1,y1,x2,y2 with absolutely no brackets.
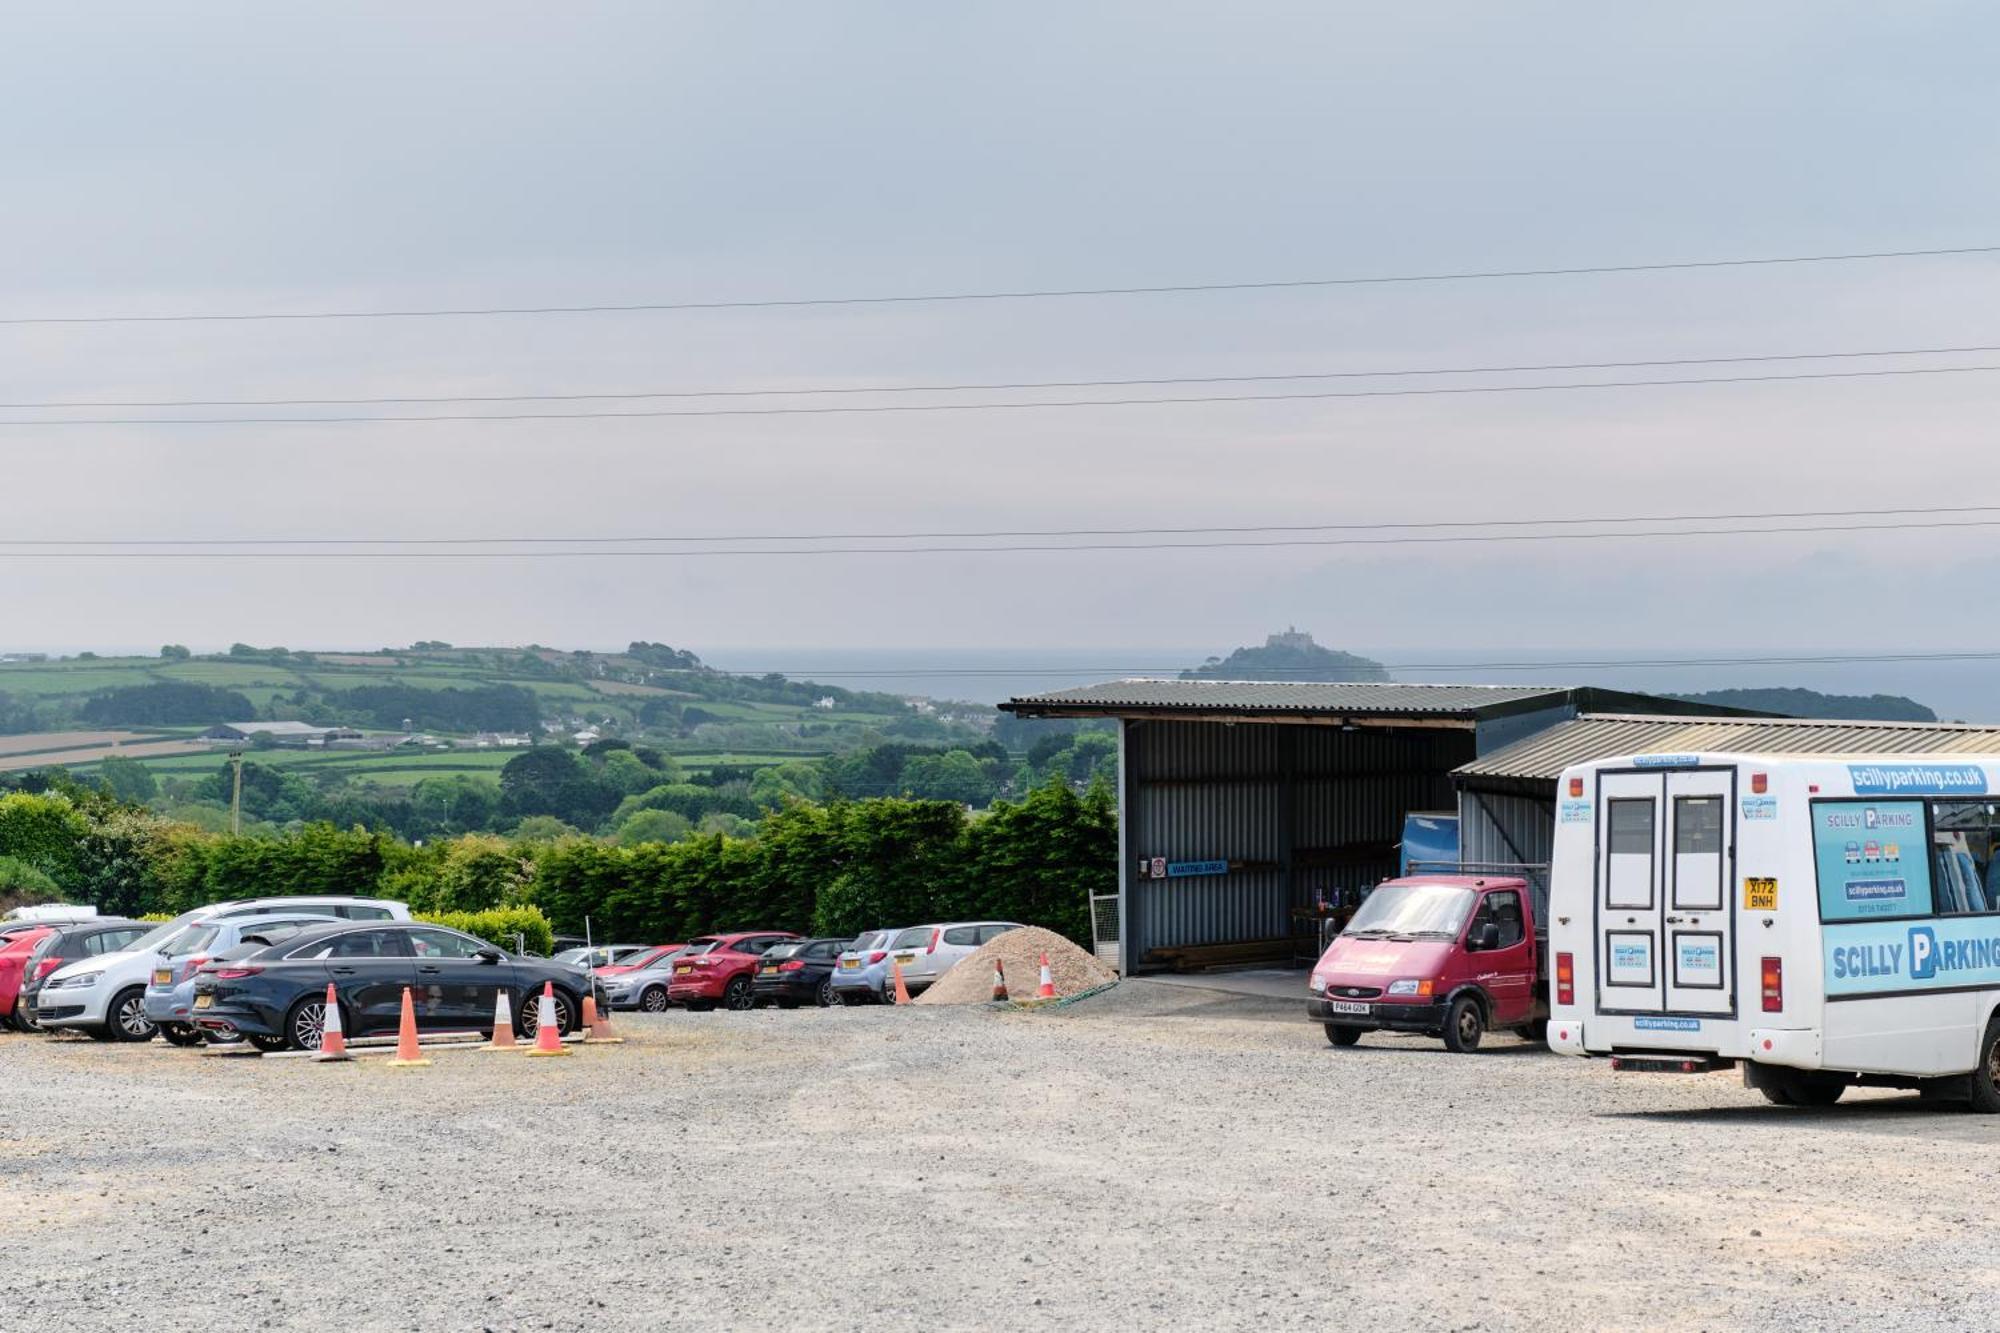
191,921,605,1052
750,937,850,1008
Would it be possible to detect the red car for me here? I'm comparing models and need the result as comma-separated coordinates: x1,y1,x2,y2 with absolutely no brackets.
666,931,800,1011
596,943,683,978
0,926,56,1030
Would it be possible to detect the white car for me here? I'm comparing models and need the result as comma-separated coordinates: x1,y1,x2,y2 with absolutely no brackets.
881,921,1025,998
32,895,410,1041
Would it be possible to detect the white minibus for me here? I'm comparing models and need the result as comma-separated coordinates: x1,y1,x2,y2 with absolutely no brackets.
1548,752,2000,1111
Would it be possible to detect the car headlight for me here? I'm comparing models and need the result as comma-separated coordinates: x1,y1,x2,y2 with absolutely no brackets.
1385,979,1434,997
1308,975,1328,995
48,973,100,991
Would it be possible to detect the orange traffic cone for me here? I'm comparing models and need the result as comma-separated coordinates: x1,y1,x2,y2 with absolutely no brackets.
584,992,623,1044
991,960,1009,1003
312,982,351,1062
525,981,571,1058
891,959,912,1005
1038,953,1055,999
482,988,517,1052
384,986,430,1067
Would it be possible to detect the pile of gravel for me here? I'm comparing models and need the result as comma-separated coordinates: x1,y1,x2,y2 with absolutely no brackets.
913,926,1116,1004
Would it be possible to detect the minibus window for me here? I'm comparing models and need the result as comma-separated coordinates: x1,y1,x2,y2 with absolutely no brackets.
1931,802,1997,914
1606,799,1656,909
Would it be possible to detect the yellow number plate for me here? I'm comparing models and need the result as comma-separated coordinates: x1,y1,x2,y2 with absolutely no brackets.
194,994,213,1009
1744,876,1778,911
674,965,691,974
153,969,172,986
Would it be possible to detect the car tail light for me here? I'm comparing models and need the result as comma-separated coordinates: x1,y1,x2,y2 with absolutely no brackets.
1555,952,1574,1006
212,965,263,980
1761,957,1783,1012
180,955,209,980
778,960,806,972
33,958,61,980
927,929,940,955
868,950,886,963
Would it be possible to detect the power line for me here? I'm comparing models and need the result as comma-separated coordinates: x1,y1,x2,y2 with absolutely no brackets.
8,362,2000,426
2,501,1994,548
5,244,1995,327
9,341,2000,410
7,515,2000,558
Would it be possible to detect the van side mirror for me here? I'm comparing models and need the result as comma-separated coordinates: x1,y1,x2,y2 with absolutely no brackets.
1472,923,1500,951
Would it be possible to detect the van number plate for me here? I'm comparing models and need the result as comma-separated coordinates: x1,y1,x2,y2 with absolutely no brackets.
1744,876,1778,911
1326,1000,1371,1015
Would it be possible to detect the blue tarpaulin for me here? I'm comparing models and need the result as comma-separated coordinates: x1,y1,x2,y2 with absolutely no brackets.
1399,812,1460,876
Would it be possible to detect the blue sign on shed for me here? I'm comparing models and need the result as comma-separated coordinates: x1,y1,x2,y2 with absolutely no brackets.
1166,859,1230,879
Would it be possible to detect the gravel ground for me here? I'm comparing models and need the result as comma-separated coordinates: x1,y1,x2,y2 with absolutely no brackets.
4,982,1998,1332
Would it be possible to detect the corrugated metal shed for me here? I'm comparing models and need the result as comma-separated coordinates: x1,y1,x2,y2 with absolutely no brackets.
1458,713,2000,784
1003,680,1772,724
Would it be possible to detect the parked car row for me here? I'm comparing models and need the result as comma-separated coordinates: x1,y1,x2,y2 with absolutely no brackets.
590,919,1029,1013
2,895,606,1053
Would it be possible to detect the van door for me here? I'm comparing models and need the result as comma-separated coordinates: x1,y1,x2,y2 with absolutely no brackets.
1662,772,1735,1015
1597,774,1665,1012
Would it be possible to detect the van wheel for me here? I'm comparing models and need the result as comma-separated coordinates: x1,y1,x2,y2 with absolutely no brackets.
1324,1024,1362,1047
1970,1017,2000,1114
1522,1018,1550,1044
1442,996,1484,1053
1759,1083,1798,1106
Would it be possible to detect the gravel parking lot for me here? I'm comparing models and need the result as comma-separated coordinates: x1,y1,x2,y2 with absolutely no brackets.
4,982,1997,1332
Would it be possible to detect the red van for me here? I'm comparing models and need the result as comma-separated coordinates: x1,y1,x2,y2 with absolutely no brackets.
1306,875,1547,1052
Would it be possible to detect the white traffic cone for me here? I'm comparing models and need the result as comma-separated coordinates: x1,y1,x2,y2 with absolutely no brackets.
312,982,351,1062
484,988,517,1051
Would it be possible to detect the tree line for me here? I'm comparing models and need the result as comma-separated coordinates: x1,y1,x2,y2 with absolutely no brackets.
0,771,1114,948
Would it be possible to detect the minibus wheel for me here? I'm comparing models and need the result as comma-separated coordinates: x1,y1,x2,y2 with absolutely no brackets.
1971,1018,2000,1115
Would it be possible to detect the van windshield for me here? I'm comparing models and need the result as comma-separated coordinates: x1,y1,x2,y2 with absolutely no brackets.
1343,883,1476,939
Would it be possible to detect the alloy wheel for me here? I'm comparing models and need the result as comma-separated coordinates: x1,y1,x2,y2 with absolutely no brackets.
292,1002,327,1051
724,977,754,1011
117,994,155,1039
641,986,669,1013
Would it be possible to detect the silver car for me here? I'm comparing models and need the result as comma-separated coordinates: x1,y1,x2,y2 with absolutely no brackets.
598,945,697,1012
881,921,1025,999
143,915,337,1045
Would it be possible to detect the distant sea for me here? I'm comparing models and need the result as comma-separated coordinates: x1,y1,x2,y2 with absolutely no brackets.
702,645,2000,723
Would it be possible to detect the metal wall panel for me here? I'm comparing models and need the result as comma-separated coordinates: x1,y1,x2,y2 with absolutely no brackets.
1456,788,1556,923
1121,719,1474,965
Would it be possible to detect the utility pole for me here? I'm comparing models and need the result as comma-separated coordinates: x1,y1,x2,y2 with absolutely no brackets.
229,748,243,835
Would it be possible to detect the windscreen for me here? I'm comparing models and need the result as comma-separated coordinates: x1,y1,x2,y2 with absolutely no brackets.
158,925,222,959
764,943,803,960
128,912,204,954
892,926,933,949
1343,882,1476,939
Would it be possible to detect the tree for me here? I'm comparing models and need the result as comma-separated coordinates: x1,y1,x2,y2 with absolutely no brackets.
159,644,191,660
512,815,582,841
615,809,692,845
900,750,998,806
96,756,158,805
80,682,254,726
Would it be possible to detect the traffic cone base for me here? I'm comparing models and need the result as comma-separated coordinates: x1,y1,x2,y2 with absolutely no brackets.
483,988,518,1052
313,982,352,1062
583,993,624,1044
384,985,432,1067
526,981,572,1058
891,959,912,1005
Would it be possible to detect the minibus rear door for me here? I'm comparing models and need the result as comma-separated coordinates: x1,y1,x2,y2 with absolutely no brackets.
1661,773,1735,1016
1598,774,1666,1012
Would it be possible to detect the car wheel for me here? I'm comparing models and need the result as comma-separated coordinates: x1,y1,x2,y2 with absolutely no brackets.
816,978,837,1008
107,987,157,1042
13,1002,42,1033
159,1023,205,1048
518,987,576,1040
1324,1024,1362,1047
640,985,670,1013
723,975,755,1011
248,1034,289,1054
1966,1017,2000,1114
285,995,333,1052
1442,996,1484,1053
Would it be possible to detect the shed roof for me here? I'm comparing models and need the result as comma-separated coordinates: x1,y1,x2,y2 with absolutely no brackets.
1456,713,2000,784
999,680,1768,724
210,720,334,736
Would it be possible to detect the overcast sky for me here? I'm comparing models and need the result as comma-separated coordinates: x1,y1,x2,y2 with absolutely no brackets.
5,4,2000,708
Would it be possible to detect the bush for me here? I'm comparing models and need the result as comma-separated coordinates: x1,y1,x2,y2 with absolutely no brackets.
417,905,555,957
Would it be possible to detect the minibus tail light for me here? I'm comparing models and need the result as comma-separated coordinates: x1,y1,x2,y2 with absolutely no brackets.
1761,957,1783,1012
1555,952,1574,1006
